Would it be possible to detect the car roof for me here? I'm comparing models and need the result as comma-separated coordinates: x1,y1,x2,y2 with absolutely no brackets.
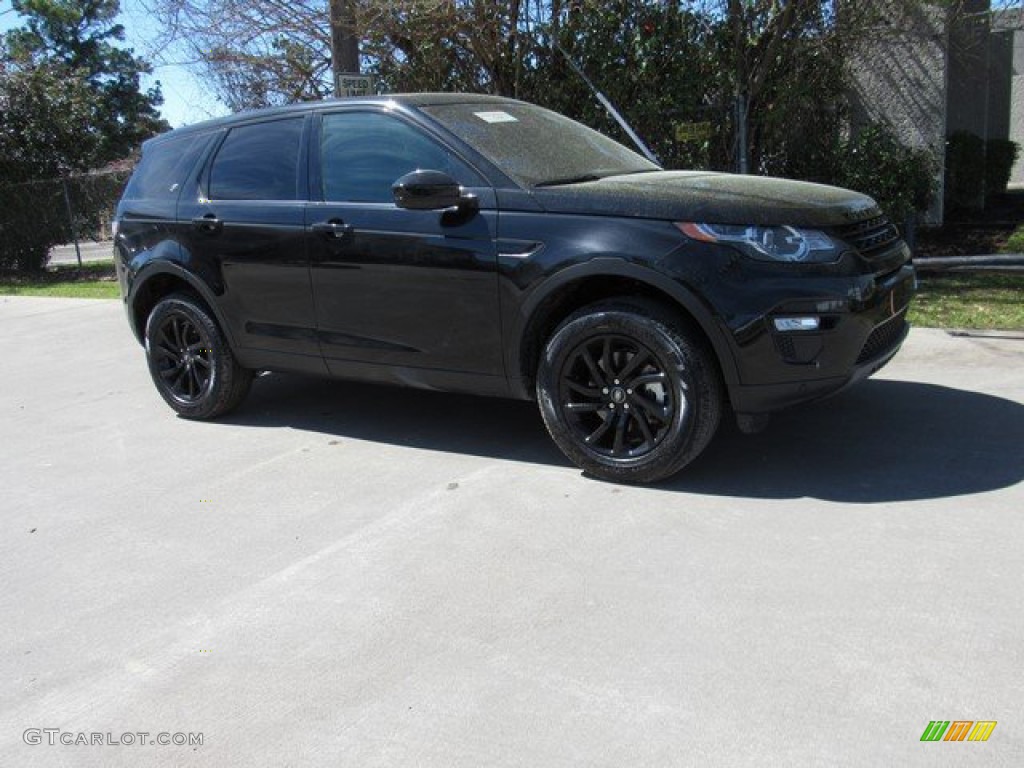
145,92,524,147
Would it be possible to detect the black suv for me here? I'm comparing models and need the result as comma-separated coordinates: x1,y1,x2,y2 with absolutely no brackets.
114,94,915,483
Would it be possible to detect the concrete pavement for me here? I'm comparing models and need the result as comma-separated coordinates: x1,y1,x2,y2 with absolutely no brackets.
1,296,1022,766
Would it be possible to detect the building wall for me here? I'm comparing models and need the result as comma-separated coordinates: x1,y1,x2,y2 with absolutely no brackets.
996,14,1024,186
950,6,1024,193
847,1,951,225
987,28,1014,141
1013,30,1024,186
947,0,993,140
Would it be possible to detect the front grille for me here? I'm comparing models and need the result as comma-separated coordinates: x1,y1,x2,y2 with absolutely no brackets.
856,309,908,364
832,215,901,259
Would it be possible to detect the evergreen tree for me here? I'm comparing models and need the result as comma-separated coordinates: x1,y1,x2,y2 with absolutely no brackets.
1,0,168,180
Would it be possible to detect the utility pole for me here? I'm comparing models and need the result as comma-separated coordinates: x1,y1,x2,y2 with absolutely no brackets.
61,177,83,270
728,0,749,174
330,0,360,94
735,94,749,175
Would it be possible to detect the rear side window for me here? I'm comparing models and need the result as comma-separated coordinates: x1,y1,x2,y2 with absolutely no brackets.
123,133,210,201
208,118,304,201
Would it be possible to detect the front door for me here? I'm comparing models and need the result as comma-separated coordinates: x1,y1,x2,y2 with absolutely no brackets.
306,110,503,384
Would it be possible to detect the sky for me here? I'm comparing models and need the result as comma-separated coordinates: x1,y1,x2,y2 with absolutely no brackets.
0,0,228,128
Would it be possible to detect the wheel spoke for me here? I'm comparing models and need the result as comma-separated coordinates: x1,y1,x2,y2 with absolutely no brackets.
633,408,655,446
170,366,187,393
156,342,178,360
611,411,627,455
628,371,668,388
601,337,614,380
170,318,185,350
632,393,671,424
581,348,606,387
565,401,604,413
153,342,179,363
156,323,176,350
584,415,614,445
617,350,650,382
159,361,183,379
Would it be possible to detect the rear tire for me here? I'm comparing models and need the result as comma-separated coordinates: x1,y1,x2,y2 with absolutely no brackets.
536,299,722,483
144,292,252,419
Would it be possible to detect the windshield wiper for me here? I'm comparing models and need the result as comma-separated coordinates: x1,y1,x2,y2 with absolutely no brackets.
533,174,604,188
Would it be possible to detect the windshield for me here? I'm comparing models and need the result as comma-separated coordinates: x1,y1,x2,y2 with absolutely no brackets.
420,102,660,188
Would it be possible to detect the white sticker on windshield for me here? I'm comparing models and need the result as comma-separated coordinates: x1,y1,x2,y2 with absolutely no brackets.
474,111,518,124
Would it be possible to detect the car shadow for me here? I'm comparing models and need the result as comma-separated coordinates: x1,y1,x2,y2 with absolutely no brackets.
671,379,1024,502
224,374,1024,503
226,372,569,467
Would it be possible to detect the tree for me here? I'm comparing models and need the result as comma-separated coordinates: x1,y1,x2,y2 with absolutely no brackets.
152,0,334,109
143,0,962,217
3,0,167,170
0,55,101,181
152,0,530,107
363,0,527,96
0,0,167,270
523,1,718,170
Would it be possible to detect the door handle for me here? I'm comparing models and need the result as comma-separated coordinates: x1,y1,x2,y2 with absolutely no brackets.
191,213,223,234
311,219,354,238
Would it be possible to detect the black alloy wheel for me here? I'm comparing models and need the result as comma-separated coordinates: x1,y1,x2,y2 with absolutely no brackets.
151,310,213,405
558,334,676,459
145,293,253,419
537,299,722,484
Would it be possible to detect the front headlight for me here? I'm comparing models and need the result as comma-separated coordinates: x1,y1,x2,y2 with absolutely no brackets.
676,222,841,264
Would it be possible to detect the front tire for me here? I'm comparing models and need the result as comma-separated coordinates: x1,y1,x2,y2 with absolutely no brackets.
537,299,722,483
144,292,252,419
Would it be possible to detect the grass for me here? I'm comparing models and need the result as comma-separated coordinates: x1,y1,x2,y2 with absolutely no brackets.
911,273,1024,330
0,262,120,299
1004,224,1024,253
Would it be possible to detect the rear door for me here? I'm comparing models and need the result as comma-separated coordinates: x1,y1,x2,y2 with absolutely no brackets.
306,109,503,382
178,116,320,363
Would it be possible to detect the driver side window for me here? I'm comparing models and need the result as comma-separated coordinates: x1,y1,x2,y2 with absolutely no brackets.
320,112,480,203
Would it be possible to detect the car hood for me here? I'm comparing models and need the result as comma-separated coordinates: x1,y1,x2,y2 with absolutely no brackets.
529,170,883,228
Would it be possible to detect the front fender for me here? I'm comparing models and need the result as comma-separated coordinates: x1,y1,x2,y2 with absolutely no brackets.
508,257,740,399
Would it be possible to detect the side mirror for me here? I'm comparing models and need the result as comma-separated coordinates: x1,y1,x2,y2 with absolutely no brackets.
392,170,477,211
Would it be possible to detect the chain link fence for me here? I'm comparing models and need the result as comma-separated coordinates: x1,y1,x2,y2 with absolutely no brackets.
0,169,131,272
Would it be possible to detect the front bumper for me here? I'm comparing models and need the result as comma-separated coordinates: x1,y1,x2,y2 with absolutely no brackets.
724,261,916,414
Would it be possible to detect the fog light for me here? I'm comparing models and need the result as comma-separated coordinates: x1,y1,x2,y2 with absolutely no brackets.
773,316,820,332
